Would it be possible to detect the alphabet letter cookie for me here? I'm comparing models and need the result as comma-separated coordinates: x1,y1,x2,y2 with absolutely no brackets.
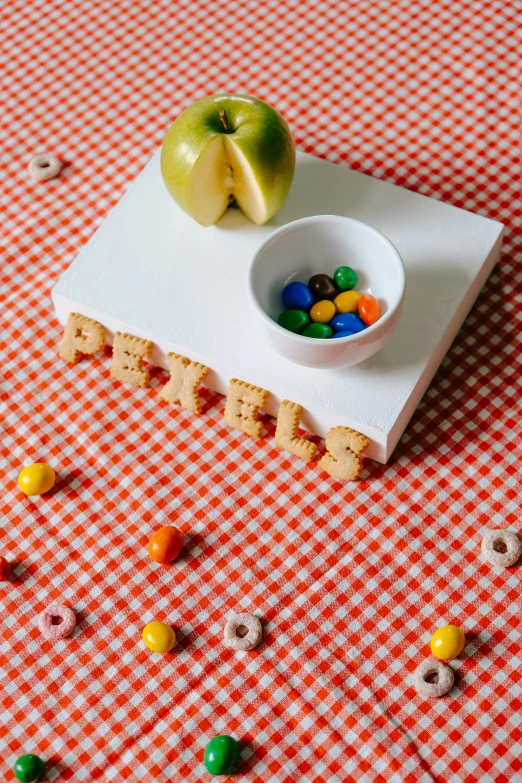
224,379,268,438
275,400,317,461
159,353,209,414
59,312,105,363
110,332,152,388
319,426,370,481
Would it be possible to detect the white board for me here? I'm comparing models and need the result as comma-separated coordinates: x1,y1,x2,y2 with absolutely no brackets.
52,150,503,462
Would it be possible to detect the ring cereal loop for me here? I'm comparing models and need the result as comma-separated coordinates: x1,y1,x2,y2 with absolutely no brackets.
481,529,522,568
38,604,76,640
28,153,63,182
224,613,262,651
414,659,454,698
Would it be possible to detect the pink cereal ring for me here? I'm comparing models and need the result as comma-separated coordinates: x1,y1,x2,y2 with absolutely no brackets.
38,604,76,640
28,153,63,182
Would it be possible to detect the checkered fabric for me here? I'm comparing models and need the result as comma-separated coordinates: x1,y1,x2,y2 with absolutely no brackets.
1,1,521,781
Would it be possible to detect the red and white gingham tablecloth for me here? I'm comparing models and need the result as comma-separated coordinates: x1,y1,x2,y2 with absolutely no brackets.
1,1,521,780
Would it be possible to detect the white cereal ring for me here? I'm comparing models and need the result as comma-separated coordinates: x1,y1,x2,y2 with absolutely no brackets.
28,153,63,182
224,613,262,651
481,529,522,568
414,659,454,698
38,604,76,640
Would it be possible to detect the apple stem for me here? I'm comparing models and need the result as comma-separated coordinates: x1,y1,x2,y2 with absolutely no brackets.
219,109,229,132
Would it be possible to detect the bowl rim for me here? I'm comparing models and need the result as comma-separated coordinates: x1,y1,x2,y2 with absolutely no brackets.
248,214,406,343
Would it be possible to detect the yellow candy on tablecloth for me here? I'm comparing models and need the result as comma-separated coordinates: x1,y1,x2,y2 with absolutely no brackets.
18,463,55,496
142,621,176,653
430,625,465,660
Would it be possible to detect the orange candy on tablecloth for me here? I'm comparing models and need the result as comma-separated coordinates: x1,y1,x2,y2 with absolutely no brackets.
147,526,183,563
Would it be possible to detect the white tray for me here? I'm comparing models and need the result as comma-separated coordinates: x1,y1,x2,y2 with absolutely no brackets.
52,150,503,463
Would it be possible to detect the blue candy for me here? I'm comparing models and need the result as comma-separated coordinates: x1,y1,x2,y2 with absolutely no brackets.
332,330,356,339
282,281,314,310
331,313,366,334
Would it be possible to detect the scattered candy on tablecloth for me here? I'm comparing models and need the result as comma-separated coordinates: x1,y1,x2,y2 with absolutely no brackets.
38,604,76,640
18,463,56,496
430,625,465,660
204,735,239,776
481,529,522,567
142,620,176,653
414,659,454,698
278,266,381,338
13,754,45,782
28,153,63,182
147,526,183,563
223,613,262,651
0,556,10,581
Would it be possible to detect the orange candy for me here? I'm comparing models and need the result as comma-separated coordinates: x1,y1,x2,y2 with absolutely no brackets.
147,526,183,564
0,557,10,581
358,294,381,326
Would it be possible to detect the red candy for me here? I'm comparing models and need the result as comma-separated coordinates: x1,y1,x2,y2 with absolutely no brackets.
358,294,381,326
0,557,10,581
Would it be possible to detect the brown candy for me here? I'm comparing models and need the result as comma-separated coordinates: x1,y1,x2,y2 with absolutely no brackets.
308,274,338,301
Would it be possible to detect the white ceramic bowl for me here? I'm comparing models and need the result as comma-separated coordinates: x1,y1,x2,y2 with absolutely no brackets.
248,215,405,369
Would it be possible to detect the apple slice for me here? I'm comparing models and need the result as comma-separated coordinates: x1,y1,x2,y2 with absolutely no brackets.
187,135,268,226
161,94,295,227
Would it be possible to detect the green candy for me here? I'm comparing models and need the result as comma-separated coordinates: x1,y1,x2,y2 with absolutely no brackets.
334,265,358,292
277,309,310,334
302,323,333,339
13,755,45,783
204,735,239,775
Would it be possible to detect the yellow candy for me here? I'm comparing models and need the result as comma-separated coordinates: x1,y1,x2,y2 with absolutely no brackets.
310,300,336,324
430,625,465,660
18,463,56,496
142,621,176,653
334,290,362,314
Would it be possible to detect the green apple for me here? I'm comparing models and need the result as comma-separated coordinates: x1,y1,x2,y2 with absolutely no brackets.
160,94,295,226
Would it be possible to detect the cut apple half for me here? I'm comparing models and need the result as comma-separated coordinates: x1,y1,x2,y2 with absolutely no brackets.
187,135,267,227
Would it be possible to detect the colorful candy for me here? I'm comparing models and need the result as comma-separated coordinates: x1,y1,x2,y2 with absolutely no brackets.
204,735,239,775
310,300,336,324
277,265,382,339
358,293,381,326
277,309,310,334
142,620,176,653
18,463,55,496
0,556,10,581
147,526,183,564
430,625,465,660
331,313,366,334
302,323,333,339
281,281,314,310
308,273,337,300
333,290,362,314
13,754,45,782
334,265,358,291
